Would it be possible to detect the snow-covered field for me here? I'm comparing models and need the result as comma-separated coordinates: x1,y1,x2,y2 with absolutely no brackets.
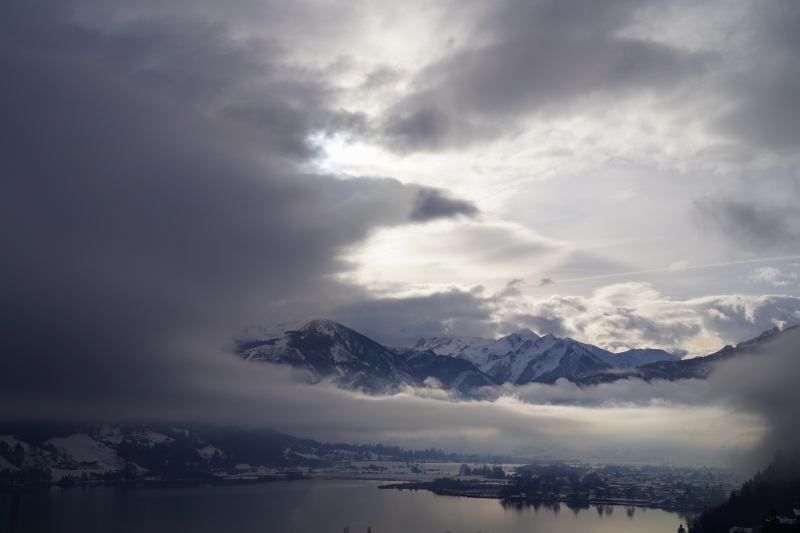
46,434,119,465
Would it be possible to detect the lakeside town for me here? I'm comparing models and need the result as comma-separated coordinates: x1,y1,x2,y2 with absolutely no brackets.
2,424,740,516
225,457,741,514
7,424,800,532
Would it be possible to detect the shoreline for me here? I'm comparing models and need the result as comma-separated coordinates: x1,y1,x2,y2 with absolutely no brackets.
0,472,714,515
377,480,701,514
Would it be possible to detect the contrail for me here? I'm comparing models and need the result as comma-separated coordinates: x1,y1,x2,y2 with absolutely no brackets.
530,255,800,285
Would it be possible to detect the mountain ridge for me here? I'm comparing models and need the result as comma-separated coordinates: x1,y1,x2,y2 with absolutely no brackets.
571,324,798,386
236,319,796,393
412,330,679,385
237,318,787,393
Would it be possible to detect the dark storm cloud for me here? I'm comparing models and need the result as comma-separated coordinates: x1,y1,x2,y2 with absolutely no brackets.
409,188,479,222
692,194,800,253
380,0,711,151
25,5,367,161
688,4,800,253
360,66,404,90
2,0,797,470
334,288,497,347
0,1,474,421
496,278,524,299
710,3,800,154
707,327,800,472
714,75,800,153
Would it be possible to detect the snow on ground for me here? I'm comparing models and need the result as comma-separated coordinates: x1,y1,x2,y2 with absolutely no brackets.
291,452,320,460
130,429,174,447
1,435,59,468
46,434,120,466
0,455,19,471
312,460,525,483
94,425,125,445
0,435,33,454
197,445,224,459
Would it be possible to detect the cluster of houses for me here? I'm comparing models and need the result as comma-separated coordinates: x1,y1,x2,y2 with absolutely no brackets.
551,465,739,512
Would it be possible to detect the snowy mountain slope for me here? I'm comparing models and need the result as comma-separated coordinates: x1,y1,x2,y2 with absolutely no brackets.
46,434,120,465
397,348,500,393
197,445,225,460
615,348,681,365
238,319,683,390
238,318,416,393
0,431,140,481
413,331,677,385
0,434,58,469
735,326,780,348
514,337,613,384
44,433,134,481
0,454,18,471
237,319,792,392
413,329,541,370
575,342,681,368
238,319,498,395
572,325,798,386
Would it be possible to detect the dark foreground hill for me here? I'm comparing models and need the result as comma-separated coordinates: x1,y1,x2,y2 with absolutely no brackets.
689,452,800,533
572,325,798,386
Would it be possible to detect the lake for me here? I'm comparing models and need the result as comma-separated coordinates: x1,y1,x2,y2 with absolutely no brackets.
1,479,687,533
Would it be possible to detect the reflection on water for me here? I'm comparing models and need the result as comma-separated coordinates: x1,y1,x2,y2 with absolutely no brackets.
566,500,589,515
1,479,686,533
501,497,690,524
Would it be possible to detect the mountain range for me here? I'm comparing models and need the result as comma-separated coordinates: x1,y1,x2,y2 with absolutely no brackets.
412,330,678,385
235,319,795,395
238,319,499,395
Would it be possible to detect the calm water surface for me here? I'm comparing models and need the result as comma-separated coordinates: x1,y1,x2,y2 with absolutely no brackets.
1,479,686,533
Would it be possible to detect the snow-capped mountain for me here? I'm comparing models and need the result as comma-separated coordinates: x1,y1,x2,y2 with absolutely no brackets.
413,329,541,369
735,325,780,349
238,318,415,393
237,318,499,394
598,348,682,367
413,331,679,385
572,325,798,386
397,347,499,392
0,430,145,482
237,319,683,392
239,319,797,392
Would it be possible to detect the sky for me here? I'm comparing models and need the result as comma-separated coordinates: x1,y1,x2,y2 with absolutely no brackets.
1,0,800,469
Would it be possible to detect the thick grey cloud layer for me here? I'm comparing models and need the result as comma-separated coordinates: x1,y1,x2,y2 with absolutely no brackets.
336,288,497,346
376,0,800,160
4,323,796,470
707,328,800,472
0,1,474,420
710,3,800,153
693,193,800,253
380,0,710,151
1,0,799,471
409,188,479,222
